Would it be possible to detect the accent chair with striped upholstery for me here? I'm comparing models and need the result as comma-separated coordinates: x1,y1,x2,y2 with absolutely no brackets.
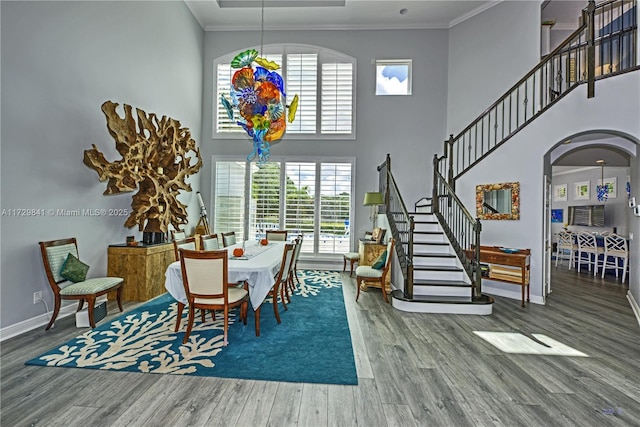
38,238,124,330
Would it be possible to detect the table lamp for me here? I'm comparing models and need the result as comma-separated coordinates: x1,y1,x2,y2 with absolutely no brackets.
363,191,384,230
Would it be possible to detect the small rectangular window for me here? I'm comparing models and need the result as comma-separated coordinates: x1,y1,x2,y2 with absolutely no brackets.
376,59,412,96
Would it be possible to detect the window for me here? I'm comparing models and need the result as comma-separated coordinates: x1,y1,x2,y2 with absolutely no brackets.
376,59,412,95
214,44,356,139
212,157,355,256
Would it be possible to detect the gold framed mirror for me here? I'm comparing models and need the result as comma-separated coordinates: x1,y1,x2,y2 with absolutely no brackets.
475,182,520,220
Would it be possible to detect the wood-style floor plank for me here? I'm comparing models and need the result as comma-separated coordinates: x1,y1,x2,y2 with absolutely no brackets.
1,267,639,426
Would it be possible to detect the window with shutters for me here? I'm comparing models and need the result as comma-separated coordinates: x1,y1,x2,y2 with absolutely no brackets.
213,44,356,139
212,156,354,256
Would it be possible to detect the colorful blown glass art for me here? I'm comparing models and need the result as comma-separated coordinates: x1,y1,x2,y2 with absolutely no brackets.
222,49,299,164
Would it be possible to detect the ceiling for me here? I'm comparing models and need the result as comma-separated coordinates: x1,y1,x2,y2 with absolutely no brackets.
186,0,497,31
186,0,590,31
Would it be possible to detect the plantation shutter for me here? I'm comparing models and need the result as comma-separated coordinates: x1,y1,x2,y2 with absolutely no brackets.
285,162,316,253
249,162,282,240
214,161,246,240
321,63,353,134
286,54,318,134
318,162,352,254
215,64,242,133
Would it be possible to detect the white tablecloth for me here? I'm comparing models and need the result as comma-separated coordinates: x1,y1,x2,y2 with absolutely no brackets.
165,240,284,310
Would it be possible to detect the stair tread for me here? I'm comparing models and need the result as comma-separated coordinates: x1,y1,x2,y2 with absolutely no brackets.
413,252,456,258
413,279,471,287
408,295,473,303
414,265,463,272
392,290,494,305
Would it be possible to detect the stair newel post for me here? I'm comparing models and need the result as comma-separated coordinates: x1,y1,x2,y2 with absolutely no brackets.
447,134,455,189
384,153,391,209
407,215,415,299
586,0,596,98
474,219,482,299
432,154,440,214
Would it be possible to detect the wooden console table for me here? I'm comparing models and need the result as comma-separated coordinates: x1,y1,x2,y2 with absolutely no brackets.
479,246,530,307
358,240,391,294
107,243,175,301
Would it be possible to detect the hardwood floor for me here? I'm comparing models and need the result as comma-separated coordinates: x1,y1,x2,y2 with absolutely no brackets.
2,267,639,426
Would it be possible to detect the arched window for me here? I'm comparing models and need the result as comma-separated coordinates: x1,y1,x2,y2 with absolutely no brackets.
214,43,356,140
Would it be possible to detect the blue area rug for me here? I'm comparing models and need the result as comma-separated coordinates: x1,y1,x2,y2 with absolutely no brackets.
26,270,358,385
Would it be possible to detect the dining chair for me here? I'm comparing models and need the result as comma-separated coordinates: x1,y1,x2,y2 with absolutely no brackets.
171,230,186,241
266,230,288,241
222,231,237,247
601,234,628,282
576,232,604,276
173,237,197,261
38,238,124,330
555,231,576,268
355,238,395,303
291,234,304,285
276,243,296,309
200,233,220,251
282,238,301,303
178,248,249,346
252,243,294,337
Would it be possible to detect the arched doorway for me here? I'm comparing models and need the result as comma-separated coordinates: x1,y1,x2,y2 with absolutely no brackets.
543,130,637,300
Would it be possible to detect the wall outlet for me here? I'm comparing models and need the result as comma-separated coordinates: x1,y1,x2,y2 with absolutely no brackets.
33,291,43,304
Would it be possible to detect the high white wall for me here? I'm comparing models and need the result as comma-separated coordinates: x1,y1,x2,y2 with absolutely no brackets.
0,1,204,329
199,29,451,241
447,1,541,136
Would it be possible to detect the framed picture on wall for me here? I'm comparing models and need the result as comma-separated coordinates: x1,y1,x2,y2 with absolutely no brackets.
553,184,568,201
574,181,590,200
596,177,617,198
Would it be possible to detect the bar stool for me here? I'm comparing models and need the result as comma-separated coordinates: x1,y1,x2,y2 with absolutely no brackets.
343,252,359,276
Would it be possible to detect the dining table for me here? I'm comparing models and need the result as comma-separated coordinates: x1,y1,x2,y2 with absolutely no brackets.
164,240,285,311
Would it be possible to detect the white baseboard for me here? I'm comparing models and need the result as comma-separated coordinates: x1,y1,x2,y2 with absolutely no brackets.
482,285,545,305
628,290,640,327
0,304,76,342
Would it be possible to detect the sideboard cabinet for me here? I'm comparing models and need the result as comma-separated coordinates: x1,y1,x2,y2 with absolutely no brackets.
107,243,175,301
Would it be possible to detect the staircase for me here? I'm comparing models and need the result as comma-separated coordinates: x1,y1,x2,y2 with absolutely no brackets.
381,0,636,315
391,200,493,315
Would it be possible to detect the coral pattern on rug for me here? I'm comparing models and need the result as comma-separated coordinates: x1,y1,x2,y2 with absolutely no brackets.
27,270,358,385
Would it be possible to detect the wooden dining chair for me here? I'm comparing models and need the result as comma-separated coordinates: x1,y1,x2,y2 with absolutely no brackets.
173,237,197,261
266,230,288,241
282,238,301,303
222,231,237,247
38,238,124,330
355,238,395,303
254,243,294,336
291,234,304,286
576,232,604,276
601,234,628,282
200,233,220,251
178,248,249,346
171,230,186,241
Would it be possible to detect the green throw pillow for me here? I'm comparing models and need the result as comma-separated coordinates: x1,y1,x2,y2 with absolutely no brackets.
371,250,387,269
60,253,89,282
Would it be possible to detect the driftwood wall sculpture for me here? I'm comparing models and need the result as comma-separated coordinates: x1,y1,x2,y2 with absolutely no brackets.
83,101,202,235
